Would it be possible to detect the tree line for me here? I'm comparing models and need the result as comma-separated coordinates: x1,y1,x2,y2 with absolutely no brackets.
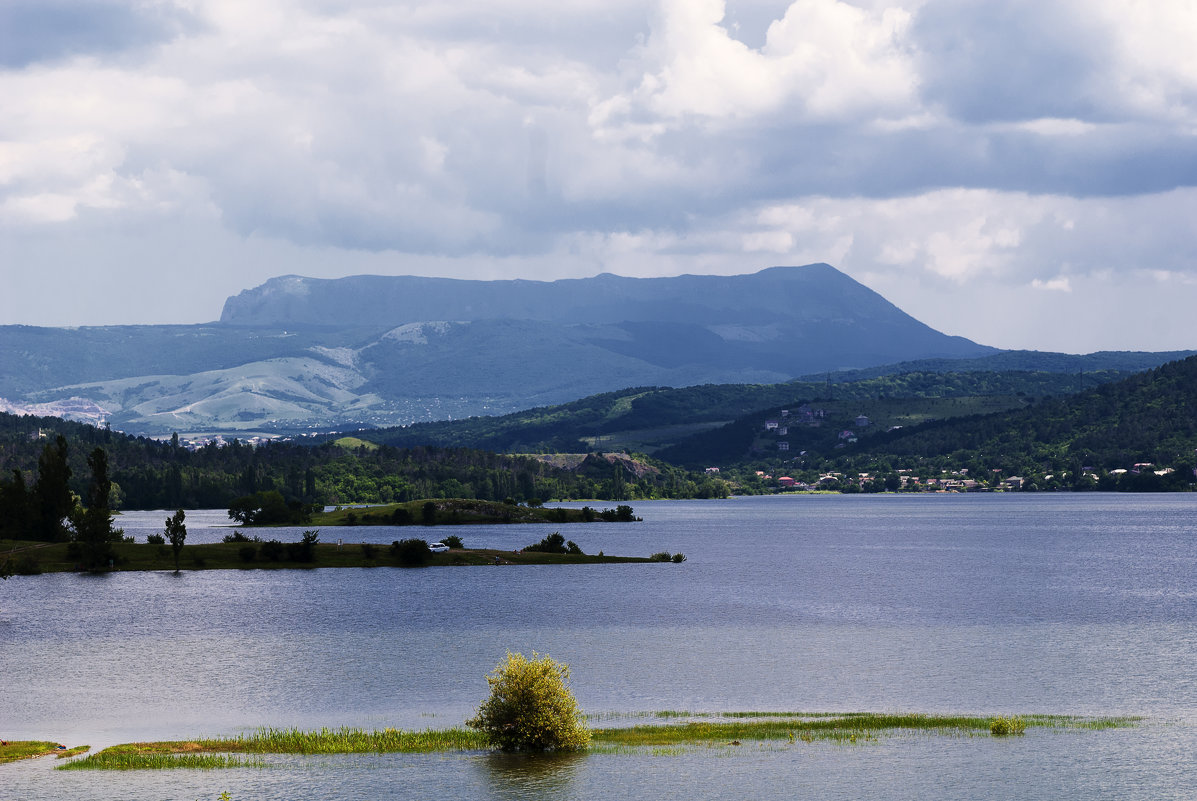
0,413,729,523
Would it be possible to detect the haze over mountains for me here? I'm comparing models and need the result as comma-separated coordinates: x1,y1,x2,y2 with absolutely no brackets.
0,263,1133,437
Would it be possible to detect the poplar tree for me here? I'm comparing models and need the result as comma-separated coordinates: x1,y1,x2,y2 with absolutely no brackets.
33,436,73,541
164,509,186,573
72,448,122,571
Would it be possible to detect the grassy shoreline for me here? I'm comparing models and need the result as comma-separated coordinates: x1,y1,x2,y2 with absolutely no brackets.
0,741,86,764
52,713,1141,770
0,539,658,574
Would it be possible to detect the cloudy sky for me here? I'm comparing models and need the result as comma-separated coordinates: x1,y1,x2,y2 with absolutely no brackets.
3,0,1197,353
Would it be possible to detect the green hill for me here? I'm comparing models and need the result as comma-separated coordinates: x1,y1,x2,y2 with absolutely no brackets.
351,367,1143,458
670,355,1197,492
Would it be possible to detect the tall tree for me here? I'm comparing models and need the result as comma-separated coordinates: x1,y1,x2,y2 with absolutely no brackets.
164,509,186,573
71,447,122,571
0,470,32,540
33,436,73,542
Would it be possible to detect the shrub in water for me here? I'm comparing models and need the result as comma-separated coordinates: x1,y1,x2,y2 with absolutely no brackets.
671,553,686,563
467,652,590,752
441,534,463,549
650,552,672,562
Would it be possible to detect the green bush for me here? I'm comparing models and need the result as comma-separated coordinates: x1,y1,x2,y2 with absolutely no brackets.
392,538,431,567
441,535,463,549
286,530,319,563
260,540,285,562
671,553,686,563
650,551,672,561
525,532,566,554
467,652,590,752
990,716,1026,736
146,533,165,545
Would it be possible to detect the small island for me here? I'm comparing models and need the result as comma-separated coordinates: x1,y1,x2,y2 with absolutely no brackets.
2,518,683,573
309,499,641,527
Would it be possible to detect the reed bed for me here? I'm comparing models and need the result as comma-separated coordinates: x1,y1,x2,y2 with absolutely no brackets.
589,712,1138,747
60,752,262,771
52,713,1141,770
214,726,488,754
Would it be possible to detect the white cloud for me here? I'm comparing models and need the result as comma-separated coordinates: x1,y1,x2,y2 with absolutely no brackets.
1031,276,1072,292
2,0,1197,354
592,0,918,127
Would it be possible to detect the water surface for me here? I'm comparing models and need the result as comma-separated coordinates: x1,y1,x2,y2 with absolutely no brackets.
3,494,1195,799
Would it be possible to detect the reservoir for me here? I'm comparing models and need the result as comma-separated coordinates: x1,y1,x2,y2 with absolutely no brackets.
3,493,1195,799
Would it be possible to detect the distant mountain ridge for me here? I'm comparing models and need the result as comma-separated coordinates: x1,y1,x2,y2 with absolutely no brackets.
220,264,935,328
0,263,1039,436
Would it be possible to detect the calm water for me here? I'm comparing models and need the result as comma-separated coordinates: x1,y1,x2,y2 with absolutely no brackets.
2,494,1195,799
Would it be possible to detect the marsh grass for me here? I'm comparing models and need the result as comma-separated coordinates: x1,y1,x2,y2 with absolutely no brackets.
0,741,68,764
59,726,488,770
55,746,90,759
54,713,1141,769
60,752,263,771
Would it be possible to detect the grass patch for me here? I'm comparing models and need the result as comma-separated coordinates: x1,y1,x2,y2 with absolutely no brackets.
587,712,1139,747
0,741,71,764
56,713,1141,769
60,752,262,771
55,746,90,759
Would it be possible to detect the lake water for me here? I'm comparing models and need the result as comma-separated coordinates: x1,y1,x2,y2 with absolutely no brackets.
2,493,1196,800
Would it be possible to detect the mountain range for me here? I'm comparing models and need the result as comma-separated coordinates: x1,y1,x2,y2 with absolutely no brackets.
0,264,1006,436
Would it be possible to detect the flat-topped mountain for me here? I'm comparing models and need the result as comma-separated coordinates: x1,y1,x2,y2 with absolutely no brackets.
222,264,946,328
219,264,994,379
4,264,999,435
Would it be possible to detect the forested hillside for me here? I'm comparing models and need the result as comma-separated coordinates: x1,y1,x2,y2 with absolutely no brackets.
0,413,728,517
679,356,1197,493
354,369,1133,456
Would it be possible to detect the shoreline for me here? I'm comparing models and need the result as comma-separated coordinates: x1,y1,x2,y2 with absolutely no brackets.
0,540,663,574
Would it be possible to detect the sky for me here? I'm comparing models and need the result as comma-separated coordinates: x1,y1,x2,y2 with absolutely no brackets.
3,0,1197,353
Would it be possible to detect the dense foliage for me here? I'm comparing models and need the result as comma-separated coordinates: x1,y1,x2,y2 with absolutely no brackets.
349,369,1136,455
698,356,1197,493
0,414,727,520
467,652,590,752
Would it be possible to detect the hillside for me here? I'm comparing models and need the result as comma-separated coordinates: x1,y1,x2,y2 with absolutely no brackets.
0,413,726,517
350,368,1142,456
0,264,1000,436
666,356,1197,493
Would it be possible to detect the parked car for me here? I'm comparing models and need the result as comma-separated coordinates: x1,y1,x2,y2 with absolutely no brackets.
429,542,450,553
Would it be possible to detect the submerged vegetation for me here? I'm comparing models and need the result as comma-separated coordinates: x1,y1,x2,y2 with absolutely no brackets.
53,713,1140,769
